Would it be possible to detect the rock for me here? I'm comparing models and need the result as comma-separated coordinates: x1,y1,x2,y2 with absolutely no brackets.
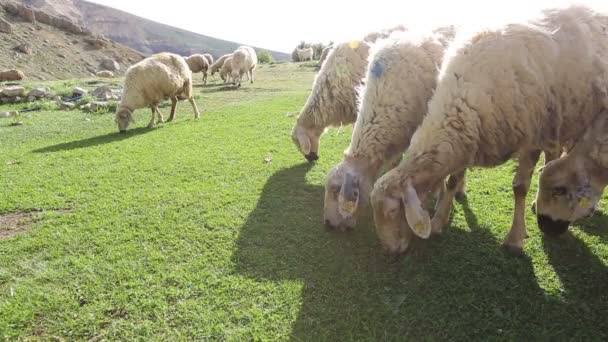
72,39,79,45
0,69,24,82
14,43,32,54
52,95,62,102
27,96,36,103
80,103,92,111
2,86,25,97
0,111,18,118
95,70,114,78
72,87,88,96
0,18,13,34
60,102,75,110
14,96,22,103
92,86,113,100
27,88,49,98
57,53,66,59
85,38,107,50
99,58,120,72
17,5,36,23
44,39,50,44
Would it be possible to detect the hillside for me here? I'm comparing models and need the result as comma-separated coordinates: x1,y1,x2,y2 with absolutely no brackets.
0,2,144,80
18,0,290,60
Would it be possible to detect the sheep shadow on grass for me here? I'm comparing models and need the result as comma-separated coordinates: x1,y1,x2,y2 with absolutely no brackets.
233,164,608,340
33,126,153,153
576,210,608,243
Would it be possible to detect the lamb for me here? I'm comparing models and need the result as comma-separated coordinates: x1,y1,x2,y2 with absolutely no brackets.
291,40,371,162
115,52,201,133
370,6,608,255
324,29,460,231
185,54,210,85
535,111,608,235
203,53,214,65
209,53,232,76
231,46,258,86
220,56,234,83
0,69,24,81
296,47,314,62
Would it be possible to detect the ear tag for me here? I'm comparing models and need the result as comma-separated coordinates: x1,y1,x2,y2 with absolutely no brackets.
349,40,361,49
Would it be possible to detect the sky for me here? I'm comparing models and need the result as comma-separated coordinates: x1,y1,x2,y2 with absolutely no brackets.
88,0,607,53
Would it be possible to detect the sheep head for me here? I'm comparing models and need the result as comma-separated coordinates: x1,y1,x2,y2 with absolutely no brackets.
291,124,321,162
324,162,373,231
371,175,431,255
115,107,134,133
535,115,608,235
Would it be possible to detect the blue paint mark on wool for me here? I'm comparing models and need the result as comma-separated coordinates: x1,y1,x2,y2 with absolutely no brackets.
371,60,384,78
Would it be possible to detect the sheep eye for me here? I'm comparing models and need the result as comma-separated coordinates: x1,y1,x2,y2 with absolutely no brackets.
552,186,567,197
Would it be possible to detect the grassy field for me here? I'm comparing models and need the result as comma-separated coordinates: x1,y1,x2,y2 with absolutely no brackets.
1,62,607,341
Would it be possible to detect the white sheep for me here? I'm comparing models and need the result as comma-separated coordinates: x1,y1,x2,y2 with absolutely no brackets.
115,52,201,133
220,56,234,83
231,46,258,86
210,53,233,76
185,54,210,85
203,53,214,65
535,110,608,235
324,29,460,231
370,6,608,255
291,40,371,162
296,47,314,62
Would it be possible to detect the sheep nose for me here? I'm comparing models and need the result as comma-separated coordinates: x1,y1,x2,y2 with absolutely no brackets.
537,214,570,236
305,152,319,162
325,219,335,230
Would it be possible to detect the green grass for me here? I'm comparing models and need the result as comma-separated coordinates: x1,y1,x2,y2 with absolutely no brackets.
1,62,607,341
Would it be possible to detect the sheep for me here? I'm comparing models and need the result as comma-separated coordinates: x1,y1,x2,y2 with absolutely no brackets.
0,69,24,81
115,52,201,133
203,53,214,65
370,6,608,255
291,40,371,162
318,46,332,65
220,56,234,83
324,29,460,232
535,111,608,235
231,46,258,87
296,47,314,62
209,53,232,76
185,54,210,85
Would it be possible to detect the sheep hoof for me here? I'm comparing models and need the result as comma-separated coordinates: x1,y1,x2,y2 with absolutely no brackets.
147,123,155,129
502,242,524,256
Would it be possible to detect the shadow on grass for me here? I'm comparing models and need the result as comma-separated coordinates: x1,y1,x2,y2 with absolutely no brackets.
200,86,240,94
234,166,608,340
32,127,152,153
577,211,608,243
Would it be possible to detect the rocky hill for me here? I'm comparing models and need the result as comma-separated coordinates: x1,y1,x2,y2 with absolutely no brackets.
0,0,144,80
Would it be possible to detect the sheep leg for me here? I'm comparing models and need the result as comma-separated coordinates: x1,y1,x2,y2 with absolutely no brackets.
167,97,178,122
188,97,201,119
431,170,466,234
455,170,467,199
503,149,541,254
147,106,157,128
203,72,207,85
249,70,254,83
155,106,164,123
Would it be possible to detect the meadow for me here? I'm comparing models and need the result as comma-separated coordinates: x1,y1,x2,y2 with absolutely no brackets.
1,62,607,340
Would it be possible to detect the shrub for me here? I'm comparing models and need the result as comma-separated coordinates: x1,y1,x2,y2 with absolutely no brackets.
257,50,274,64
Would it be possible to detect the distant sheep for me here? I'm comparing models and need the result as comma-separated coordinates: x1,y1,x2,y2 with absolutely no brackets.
210,53,232,76
0,69,24,81
115,53,201,133
231,46,258,86
220,56,234,83
296,47,314,62
370,6,608,255
324,29,457,232
291,40,371,162
185,54,210,84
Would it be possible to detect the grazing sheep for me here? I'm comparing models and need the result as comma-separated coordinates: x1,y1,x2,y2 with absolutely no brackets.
210,53,232,76
0,69,24,81
318,46,332,65
203,53,214,65
535,111,608,235
115,52,201,133
370,6,608,255
185,54,210,85
296,47,314,61
324,29,459,231
231,46,258,86
220,56,234,83
291,40,371,162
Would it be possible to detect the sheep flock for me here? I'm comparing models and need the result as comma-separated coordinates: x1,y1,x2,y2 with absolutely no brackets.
104,4,608,258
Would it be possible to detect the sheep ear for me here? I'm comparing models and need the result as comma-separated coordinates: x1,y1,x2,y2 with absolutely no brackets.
338,172,360,218
402,179,431,239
